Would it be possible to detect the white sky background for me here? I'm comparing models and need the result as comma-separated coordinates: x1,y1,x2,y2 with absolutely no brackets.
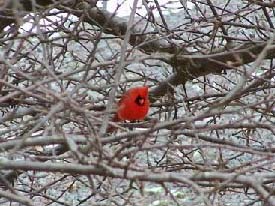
17,1,194,33
97,0,194,17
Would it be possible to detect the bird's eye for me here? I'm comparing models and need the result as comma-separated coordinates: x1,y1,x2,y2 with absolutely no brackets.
135,95,145,106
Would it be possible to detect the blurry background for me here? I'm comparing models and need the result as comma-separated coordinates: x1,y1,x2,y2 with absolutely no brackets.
0,0,274,205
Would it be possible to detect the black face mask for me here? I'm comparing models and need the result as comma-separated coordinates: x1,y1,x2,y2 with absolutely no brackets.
135,95,145,106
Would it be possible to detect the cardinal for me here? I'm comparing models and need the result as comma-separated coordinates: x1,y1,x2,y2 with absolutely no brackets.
108,86,150,132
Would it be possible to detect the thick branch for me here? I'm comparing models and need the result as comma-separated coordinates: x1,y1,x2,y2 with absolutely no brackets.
0,160,274,205
150,42,275,98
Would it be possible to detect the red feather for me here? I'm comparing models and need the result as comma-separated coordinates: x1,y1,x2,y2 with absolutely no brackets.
109,86,149,132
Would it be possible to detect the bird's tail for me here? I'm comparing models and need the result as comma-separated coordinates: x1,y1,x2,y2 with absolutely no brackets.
112,113,120,122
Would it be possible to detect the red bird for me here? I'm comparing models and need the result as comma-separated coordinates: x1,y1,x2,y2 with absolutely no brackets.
114,86,150,121
108,86,149,132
